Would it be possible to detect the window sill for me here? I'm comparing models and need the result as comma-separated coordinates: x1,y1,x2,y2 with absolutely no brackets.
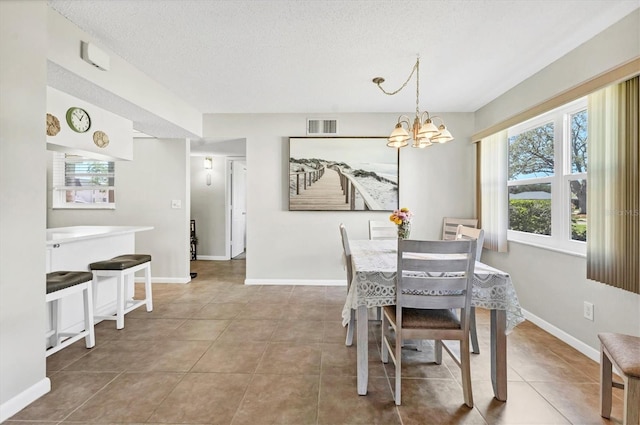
52,205,116,210
508,239,586,258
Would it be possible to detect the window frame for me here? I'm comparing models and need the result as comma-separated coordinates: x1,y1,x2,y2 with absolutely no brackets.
52,152,116,210
506,97,587,256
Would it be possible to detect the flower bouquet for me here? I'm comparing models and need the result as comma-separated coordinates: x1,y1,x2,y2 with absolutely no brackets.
390,207,413,239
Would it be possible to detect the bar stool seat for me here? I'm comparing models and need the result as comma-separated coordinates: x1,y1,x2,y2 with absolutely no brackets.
46,271,95,357
90,254,152,329
599,332,640,425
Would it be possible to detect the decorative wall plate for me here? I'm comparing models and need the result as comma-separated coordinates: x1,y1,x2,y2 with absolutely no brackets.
46,113,61,136
93,130,109,148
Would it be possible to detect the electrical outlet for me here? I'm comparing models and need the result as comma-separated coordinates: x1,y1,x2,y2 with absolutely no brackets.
583,301,594,321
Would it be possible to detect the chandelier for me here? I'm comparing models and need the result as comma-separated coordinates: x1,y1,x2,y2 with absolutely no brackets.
372,57,454,148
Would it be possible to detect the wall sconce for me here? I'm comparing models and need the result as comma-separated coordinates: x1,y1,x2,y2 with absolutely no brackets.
204,157,212,186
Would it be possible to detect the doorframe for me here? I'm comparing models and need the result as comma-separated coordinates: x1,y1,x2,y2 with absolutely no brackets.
225,157,247,259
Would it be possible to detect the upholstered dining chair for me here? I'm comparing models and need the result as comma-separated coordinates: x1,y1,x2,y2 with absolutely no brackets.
455,224,485,354
442,217,478,240
381,238,477,406
339,223,356,346
369,220,397,240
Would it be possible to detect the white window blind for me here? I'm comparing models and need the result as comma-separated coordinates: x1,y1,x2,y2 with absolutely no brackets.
52,152,115,209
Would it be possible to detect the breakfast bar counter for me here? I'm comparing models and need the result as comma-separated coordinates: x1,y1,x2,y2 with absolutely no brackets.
46,225,153,335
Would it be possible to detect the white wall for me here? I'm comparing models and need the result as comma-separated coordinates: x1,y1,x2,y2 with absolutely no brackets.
475,9,640,354
46,87,133,160
203,112,476,283
47,138,192,283
46,7,202,138
190,155,228,259
0,1,50,421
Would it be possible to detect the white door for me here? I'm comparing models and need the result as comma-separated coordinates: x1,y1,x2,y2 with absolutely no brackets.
230,160,247,258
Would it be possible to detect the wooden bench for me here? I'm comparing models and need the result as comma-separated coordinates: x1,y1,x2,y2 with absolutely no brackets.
599,332,640,425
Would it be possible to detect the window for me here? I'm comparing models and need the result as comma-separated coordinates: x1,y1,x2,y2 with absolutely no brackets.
507,97,587,254
52,152,115,209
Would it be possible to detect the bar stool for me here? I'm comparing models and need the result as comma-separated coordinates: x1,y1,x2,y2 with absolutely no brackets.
46,271,96,357
599,332,640,425
90,254,152,329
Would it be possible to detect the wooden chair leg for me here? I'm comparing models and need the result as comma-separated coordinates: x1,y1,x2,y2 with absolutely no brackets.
600,346,613,419
623,376,639,425
395,327,402,405
470,306,480,354
461,337,474,408
380,313,389,363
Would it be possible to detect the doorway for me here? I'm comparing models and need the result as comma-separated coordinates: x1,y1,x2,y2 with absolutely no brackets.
228,159,246,259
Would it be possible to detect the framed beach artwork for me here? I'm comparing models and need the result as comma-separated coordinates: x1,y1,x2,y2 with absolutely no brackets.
288,137,398,211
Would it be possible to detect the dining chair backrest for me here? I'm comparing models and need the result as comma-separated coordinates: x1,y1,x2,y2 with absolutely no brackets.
442,217,478,241
396,239,477,315
369,220,397,240
339,223,353,285
455,225,485,261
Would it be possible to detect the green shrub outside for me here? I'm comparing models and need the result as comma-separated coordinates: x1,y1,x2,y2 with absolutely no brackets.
509,199,551,235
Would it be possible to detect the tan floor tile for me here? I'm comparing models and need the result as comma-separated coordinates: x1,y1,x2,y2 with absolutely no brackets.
94,317,185,340
215,319,278,343
147,372,251,424
271,320,324,343
231,374,319,425
282,303,327,321
473,380,571,424
174,318,230,340
530,381,625,424
256,342,322,375
236,302,287,319
64,372,183,423
317,375,401,424
395,378,488,424
63,339,212,372
126,301,204,319
192,341,267,373
192,302,244,319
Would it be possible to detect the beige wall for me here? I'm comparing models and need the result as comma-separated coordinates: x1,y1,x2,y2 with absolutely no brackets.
0,1,50,421
47,138,192,283
203,112,476,282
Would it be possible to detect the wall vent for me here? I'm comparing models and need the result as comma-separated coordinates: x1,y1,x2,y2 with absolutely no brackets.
307,118,338,135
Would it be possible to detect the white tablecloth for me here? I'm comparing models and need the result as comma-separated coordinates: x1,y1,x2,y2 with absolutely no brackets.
341,239,525,333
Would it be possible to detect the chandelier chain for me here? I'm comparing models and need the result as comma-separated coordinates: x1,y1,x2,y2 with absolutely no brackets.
374,58,421,117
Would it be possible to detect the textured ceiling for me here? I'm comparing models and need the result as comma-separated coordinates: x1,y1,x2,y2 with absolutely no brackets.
47,0,639,133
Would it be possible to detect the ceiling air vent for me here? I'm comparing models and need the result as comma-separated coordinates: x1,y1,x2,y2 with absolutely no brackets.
307,118,338,135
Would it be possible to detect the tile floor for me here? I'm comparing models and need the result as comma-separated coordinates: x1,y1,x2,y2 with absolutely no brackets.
8,258,626,424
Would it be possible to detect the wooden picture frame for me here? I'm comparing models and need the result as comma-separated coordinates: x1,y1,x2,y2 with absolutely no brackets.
288,137,398,211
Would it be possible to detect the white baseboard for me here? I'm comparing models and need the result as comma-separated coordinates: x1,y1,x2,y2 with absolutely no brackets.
244,278,346,286
195,255,229,261
0,377,51,423
521,308,600,362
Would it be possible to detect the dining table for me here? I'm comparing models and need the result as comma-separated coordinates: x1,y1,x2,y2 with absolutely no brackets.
341,239,525,401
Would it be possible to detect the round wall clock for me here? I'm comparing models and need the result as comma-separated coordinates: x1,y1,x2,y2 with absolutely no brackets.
93,130,109,148
66,107,91,133
46,113,61,136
